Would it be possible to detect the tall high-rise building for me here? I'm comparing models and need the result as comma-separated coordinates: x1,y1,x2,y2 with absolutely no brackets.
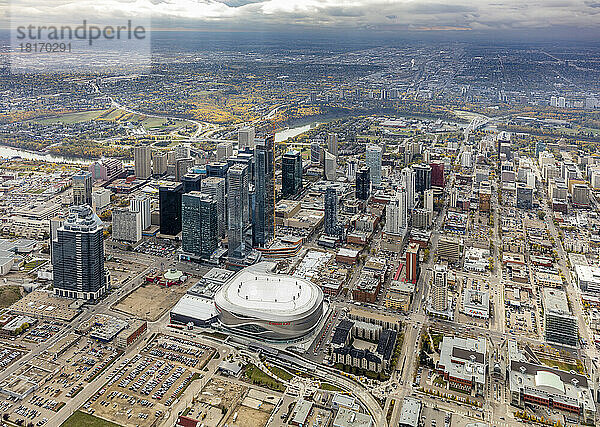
181,173,202,193
175,144,190,160
365,145,382,188
431,264,448,311
227,164,249,259
413,164,432,194
207,162,229,180
253,135,275,247
182,192,218,260
424,188,434,226
112,208,142,243
134,145,152,179
152,151,168,176
88,158,122,181
516,183,534,210
356,167,370,201
238,126,255,150
217,142,233,162
406,243,420,284
228,152,254,183
167,150,176,166
572,183,590,207
324,151,337,181
324,187,340,238
327,133,338,158
72,171,92,206
385,187,407,236
130,195,151,231
430,161,445,188
424,189,434,213
201,177,226,238
402,167,416,211
282,150,303,198
460,150,473,169
175,158,194,181
52,205,107,300
49,216,64,260
159,182,183,235
311,141,322,164
346,160,357,180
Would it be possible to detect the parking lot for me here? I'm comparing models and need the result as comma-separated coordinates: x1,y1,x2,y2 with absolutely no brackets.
0,344,25,370
81,335,214,427
503,286,540,339
134,238,179,258
23,321,64,344
3,337,121,427
143,335,215,370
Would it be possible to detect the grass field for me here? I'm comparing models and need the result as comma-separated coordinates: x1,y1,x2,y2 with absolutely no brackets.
266,364,294,381
61,411,121,427
32,110,108,124
319,383,345,392
23,259,48,271
245,364,285,392
30,108,193,131
0,285,22,308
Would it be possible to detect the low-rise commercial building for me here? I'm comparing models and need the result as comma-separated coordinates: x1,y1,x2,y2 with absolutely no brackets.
508,340,595,423
384,281,415,312
436,336,487,396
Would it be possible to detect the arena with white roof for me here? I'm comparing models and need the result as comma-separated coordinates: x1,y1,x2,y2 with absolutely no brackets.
213,262,325,340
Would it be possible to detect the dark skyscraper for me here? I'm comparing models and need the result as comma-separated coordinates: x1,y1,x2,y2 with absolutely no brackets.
182,192,218,259
253,135,275,247
413,164,432,194
159,182,183,235
181,173,202,193
228,164,249,259
52,205,107,300
430,161,445,188
356,167,370,201
282,150,303,198
206,162,229,179
324,186,340,238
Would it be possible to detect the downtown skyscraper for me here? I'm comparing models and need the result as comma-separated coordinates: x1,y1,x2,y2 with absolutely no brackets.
365,145,382,188
182,192,218,260
72,170,92,206
282,150,303,198
385,187,408,237
134,145,152,179
253,135,275,247
201,177,226,238
159,182,183,236
324,186,341,238
228,164,249,259
52,205,107,300
356,167,370,201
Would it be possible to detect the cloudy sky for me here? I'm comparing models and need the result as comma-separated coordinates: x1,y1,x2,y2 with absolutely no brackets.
2,0,600,37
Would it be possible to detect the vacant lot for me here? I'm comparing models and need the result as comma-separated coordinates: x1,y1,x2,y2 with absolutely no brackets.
61,410,120,427
0,285,22,308
113,282,188,321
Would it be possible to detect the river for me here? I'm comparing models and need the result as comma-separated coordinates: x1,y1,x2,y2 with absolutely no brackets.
0,145,91,164
275,121,323,143
0,117,326,163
